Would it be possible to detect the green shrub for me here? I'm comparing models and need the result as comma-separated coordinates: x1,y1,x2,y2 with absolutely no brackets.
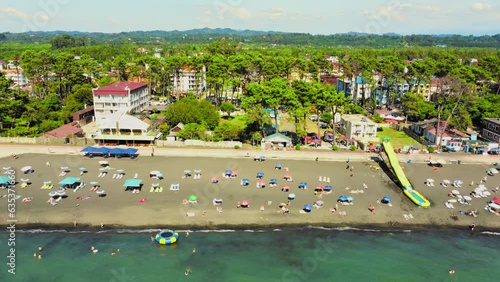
295,144,301,151
234,145,240,149
427,146,435,153
332,145,339,151
349,145,357,151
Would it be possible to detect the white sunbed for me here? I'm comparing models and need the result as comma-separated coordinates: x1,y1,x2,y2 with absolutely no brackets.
134,173,138,179
112,174,117,179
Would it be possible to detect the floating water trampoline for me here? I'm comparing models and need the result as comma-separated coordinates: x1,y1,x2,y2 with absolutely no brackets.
154,229,179,245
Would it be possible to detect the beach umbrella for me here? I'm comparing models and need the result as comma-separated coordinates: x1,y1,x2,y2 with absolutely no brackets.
303,204,312,212
49,191,57,197
194,169,201,174
211,176,219,183
2,166,11,170
284,174,291,179
90,181,98,185
315,201,324,207
256,172,264,178
61,167,70,172
324,185,332,191
184,170,192,174
454,180,463,185
189,195,198,202
43,181,52,184
117,169,125,174
257,181,266,188
288,193,296,200
346,196,354,202
270,178,278,184
240,200,250,207
275,163,282,169
98,160,108,165
493,197,500,205
489,168,498,174
338,196,348,202
225,170,232,175
443,179,451,185
21,166,32,173
80,167,87,171
150,170,160,175
299,182,307,188
152,183,159,187
315,185,324,191
241,178,250,186
20,178,29,182
99,168,107,172
56,191,66,196
382,196,392,203
96,190,105,195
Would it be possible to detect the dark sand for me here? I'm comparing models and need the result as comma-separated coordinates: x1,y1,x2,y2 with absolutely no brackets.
0,153,498,231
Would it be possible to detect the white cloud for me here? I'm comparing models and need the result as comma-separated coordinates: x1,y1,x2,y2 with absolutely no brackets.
0,7,32,20
471,2,492,11
267,8,286,20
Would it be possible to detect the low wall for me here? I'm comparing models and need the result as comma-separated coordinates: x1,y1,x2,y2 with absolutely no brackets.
0,136,90,146
156,139,242,148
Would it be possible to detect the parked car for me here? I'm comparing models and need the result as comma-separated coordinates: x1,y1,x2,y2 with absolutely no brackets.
309,115,318,121
323,131,334,143
319,121,328,129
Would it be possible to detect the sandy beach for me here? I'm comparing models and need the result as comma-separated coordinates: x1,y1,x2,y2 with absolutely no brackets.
1,148,499,231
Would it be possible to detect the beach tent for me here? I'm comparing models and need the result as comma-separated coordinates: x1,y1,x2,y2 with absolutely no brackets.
123,148,138,155
80,146,96,153
58,177,80,186
109,148,124,155
189,195,198,203
492,197,500,205
0,176,10,185
123,179,142,187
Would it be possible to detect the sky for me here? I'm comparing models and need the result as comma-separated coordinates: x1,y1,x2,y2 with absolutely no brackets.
0,0,498,35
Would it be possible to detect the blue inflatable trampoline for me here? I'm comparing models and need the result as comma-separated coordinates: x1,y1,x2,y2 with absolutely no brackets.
154,229,179,245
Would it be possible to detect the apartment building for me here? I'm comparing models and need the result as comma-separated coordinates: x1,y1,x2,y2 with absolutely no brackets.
92,82,149,122
482,118,500,143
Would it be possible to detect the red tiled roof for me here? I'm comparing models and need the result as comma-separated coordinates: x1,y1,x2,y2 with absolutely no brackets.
93,82,147,96
426,126,468,138
42,124,82,138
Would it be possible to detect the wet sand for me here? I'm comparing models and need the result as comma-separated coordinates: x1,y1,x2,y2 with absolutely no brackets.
0,153,499,231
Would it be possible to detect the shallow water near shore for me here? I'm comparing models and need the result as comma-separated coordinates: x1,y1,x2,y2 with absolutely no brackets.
1,228,499,282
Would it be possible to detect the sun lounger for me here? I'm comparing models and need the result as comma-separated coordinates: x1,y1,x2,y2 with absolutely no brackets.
112,174,117,179
134,173,138,179
186,212,195,217
159,187,163,192
150,187,154,192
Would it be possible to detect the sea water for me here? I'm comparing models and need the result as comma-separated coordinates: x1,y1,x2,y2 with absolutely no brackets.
1,228,499,282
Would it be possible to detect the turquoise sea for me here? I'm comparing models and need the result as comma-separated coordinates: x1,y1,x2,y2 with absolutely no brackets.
1,228,499,282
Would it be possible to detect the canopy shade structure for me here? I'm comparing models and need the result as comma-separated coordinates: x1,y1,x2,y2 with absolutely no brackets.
58,177,80,185
123,179,142,187
0,176,10,185
82,147,139,155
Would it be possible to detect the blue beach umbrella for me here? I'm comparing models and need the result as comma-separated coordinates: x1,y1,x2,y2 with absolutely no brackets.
270,178,278,184
49,191,57,197
80,167,87,171
346,196,354,202
338,196,348,202
90,181,98,185
324,185,333,191
299,182,307,188
288,193,296,200
99,168,106,172
241,178,250,186
256,172,264,178
275,163,282,169
303,204,313,212
382,196,392,203
225,170,232,175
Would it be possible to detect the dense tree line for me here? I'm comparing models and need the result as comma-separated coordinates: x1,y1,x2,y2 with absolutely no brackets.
1,30,500,48
0,36,499,142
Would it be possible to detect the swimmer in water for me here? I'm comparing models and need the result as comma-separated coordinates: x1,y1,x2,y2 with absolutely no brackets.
38,254,42,260
111,252,116,256
192,248,196,253
185,268,191,275
38,246,43,252
449,269,455,275
186,232,190,237
117,249,120,253
33,252,37,258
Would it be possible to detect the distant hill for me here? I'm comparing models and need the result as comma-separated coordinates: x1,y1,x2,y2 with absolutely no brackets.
1,28,499,48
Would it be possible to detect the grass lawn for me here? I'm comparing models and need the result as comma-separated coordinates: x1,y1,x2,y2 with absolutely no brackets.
221,114,248,129
378,127,419,148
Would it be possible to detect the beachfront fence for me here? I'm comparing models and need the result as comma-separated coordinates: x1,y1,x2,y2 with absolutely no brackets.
0,136,91,146
156,139,242,148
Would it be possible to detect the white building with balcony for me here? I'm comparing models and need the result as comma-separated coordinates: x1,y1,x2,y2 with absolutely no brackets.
92,82,150,123
340,114,379,143
171,66,206,94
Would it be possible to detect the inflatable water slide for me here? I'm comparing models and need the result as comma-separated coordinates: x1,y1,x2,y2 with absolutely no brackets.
381,138,430,208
